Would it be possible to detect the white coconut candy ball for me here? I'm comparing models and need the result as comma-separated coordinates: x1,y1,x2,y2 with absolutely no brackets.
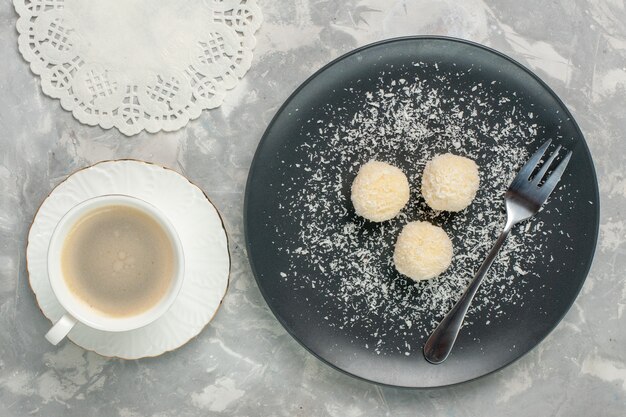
351,160,410,222
421,153,480,212
393,221,453,281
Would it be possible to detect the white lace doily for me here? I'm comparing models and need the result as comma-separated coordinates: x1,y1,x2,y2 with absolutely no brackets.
14,0,262,135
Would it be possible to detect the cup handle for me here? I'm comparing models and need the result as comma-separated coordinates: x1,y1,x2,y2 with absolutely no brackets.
45,314,77,345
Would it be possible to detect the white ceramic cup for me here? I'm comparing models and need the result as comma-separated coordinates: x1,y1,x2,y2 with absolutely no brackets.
45,195,185,345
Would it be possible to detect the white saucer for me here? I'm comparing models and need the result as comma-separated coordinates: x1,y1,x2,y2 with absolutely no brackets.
27,160,230,359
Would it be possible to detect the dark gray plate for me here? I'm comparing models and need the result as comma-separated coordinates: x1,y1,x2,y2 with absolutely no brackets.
244,37,599,388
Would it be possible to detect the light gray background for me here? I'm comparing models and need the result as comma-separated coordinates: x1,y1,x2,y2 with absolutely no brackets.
1,0,625,416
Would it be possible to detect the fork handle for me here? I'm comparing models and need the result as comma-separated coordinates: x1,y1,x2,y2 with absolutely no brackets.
423,224,513,364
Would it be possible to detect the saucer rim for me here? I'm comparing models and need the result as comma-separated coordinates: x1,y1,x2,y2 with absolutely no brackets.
26,159,231,359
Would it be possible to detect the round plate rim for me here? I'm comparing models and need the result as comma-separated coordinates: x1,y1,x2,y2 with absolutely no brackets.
244,35,600,388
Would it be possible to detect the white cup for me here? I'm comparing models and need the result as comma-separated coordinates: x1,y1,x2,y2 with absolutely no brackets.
45,195,185,345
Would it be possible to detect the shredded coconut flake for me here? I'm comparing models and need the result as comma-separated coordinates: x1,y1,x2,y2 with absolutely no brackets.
273,62,562,355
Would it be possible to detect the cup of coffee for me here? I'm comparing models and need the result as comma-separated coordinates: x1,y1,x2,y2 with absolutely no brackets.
45,194,185,345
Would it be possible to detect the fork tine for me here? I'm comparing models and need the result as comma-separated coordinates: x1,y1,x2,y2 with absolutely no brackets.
538,150,572,201
532,145,562,185
510,139,552,188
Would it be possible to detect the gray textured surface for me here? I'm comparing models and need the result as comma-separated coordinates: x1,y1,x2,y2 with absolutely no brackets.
1,0,625,416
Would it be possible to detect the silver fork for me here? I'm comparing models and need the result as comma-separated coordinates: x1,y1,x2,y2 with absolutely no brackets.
423,139,572,364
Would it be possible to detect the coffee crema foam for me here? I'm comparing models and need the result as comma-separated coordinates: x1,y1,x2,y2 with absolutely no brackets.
61,205,175,317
